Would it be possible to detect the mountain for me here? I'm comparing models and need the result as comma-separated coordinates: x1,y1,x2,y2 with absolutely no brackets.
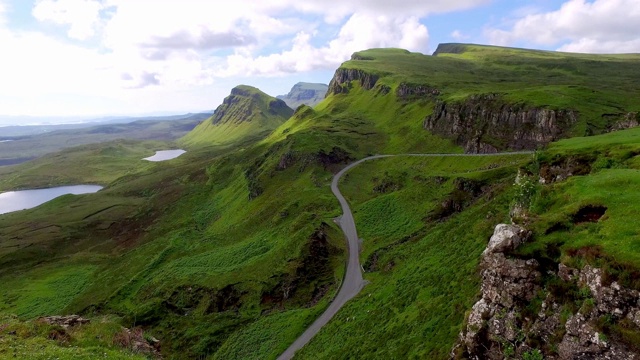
180,85,293,146
0,112,213,137
0,44,639,360
276,82,329,108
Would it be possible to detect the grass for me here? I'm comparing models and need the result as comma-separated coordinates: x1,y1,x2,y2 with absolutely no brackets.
1,43,640,359
340,45,640,135
515,128,640,284
0,315,149,360
180,85,293,147
296,154,529,358
0,140,173,191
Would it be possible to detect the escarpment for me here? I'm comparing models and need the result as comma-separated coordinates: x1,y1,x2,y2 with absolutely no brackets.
424,94,578,153
327,68,380,95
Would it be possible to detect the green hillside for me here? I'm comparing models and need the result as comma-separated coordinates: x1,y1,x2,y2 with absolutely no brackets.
1,44,640,359
180,85,293,147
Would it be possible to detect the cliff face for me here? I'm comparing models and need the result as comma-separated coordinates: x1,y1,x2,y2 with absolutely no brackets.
327,68,380,95
276,82,328,108
455,224,640,360
424,94,578,153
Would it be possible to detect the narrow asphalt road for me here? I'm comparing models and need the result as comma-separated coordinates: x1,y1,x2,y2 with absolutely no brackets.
277,152,532,360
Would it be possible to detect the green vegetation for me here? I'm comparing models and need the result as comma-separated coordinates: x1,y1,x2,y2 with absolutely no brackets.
0,315,149,359
181,85,294,147
516,127,640,282
296,154,530,358
1,44,640,359
0,140,169,191
343,44,640,135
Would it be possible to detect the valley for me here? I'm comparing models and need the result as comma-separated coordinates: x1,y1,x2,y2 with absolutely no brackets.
1,43,640,359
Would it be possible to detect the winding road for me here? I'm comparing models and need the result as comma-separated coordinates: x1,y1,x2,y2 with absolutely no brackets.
277,152,532,360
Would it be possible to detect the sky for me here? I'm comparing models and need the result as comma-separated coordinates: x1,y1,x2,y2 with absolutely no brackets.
1,0,640,122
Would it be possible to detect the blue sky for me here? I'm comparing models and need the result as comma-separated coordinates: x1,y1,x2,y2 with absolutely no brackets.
1,0,639,122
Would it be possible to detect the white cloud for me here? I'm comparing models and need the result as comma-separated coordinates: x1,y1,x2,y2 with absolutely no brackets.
215,14,429,77
0,0,488,116
32,0,105,40
485,0,640,53
451,30,468,41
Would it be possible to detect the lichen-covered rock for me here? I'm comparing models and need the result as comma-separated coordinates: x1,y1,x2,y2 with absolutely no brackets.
457,224,540,359
454,225,640,360
559,312,638,360
579,265,640,318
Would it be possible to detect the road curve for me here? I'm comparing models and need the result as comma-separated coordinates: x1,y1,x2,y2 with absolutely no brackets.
277,152,532,360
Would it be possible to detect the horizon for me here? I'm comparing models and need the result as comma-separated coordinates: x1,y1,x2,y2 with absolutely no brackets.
2,0,639,123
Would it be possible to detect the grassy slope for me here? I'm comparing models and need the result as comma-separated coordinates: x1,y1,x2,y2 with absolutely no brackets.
1,44,640,359
181,85,294,147
519,127,640,273
0,315,148,359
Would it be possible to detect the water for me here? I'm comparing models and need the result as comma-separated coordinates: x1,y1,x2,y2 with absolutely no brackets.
0,140,13,143
0,185,103,215
143,149,186,162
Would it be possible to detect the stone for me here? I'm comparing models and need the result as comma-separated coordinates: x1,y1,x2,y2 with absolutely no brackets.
39,315,90,329
483,224,530,255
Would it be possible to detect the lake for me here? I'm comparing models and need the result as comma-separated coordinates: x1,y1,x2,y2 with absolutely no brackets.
143,149,186,162
0,140,14,143
0,185,103,215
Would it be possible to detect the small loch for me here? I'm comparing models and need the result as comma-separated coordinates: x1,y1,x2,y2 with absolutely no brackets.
0,185,103,215
143,149,186,162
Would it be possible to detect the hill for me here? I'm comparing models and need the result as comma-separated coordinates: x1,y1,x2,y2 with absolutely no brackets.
0,44,639,359
180,85,293,147
276,82,329,108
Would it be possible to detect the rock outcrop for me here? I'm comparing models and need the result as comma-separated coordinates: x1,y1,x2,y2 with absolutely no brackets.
327,68,379,95
39,315,90,328
424,94,578,153
396,83,440,100
455,225,640,360
611,112,640,131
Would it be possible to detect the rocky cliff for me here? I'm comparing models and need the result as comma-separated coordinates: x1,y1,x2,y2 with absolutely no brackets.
454,224,640,359
327,68,380,95
424,94,578,153
276,82,328,109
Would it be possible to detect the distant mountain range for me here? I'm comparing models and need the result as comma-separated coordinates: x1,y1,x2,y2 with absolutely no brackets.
0,112,213,138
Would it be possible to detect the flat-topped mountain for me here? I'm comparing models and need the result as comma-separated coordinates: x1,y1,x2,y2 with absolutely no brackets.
277,82,328,108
